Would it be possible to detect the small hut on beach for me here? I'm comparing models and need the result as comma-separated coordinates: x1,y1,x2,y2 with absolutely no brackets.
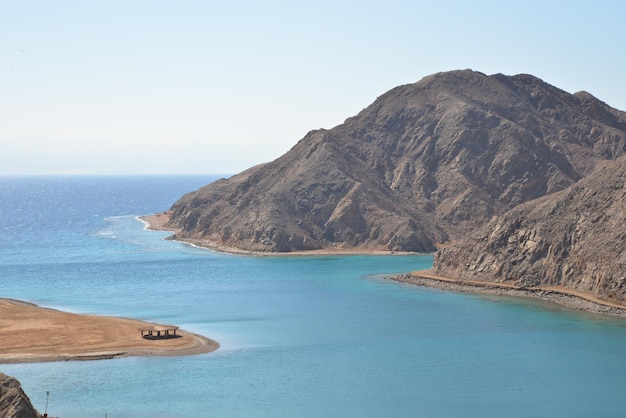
139,324,179,339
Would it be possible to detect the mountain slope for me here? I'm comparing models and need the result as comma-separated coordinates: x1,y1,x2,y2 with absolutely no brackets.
166,70,626,252
433,157,626,303
0,372,42,418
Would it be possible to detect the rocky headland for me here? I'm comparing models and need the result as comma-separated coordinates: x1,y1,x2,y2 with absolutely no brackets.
162,69,626,305
433,156,626,307
0,372,41,418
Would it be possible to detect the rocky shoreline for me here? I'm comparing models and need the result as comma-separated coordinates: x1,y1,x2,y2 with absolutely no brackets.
388,271,626,318
142,213,626,318
0,372,41,418
140,213,421,257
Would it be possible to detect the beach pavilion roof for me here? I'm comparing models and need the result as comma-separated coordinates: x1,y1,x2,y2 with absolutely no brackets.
139,324,179,338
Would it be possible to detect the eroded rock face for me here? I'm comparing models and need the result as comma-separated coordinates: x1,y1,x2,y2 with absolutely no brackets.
167,70,626,252
0,372,42,418
434,157,626,303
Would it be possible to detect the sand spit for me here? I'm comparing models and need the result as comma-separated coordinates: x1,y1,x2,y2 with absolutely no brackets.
389,270,626,318
0,298,219,364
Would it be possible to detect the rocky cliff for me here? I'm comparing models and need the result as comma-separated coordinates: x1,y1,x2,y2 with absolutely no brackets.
0,372,41,418
167,70,626,252
433,156,626,304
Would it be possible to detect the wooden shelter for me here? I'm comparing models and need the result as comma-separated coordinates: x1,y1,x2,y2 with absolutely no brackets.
139,324,179,339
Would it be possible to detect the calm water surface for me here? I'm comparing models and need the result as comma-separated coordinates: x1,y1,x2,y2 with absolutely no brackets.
1,176,625,417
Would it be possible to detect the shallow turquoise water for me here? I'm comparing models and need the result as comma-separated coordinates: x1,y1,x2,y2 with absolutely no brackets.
1,176,626,417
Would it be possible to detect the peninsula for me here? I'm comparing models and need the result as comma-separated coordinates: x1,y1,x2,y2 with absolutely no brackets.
0,298,218,364
156,70,626,309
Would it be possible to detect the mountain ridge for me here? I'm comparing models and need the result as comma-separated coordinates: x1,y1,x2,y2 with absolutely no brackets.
433,155,626,304
166,70,626,255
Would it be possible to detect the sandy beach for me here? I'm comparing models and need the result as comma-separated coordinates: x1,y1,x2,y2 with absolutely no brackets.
389,270,626,318
0,298,219,364
140,212,174,232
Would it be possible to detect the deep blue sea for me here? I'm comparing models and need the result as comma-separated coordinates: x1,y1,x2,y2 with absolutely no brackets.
1,176,626,417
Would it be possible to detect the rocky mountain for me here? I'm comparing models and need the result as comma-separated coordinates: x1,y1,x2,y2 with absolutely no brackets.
433,156,626,303
0,372,42,418
166,70,626,252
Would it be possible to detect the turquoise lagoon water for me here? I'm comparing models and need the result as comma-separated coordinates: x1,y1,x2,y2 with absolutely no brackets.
1,176,626,417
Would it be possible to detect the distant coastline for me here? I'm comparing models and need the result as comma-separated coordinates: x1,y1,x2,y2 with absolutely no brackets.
389,271,626,318
0,298,219,364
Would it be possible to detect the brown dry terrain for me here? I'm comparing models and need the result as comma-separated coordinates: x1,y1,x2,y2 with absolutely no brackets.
142,214,419,256
0,298,218,364
434,156,626,306
165,70,626,254
160,69,626,304
0,372,41,418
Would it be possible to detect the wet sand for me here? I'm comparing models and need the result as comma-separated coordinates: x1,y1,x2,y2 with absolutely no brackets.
0,298,219,364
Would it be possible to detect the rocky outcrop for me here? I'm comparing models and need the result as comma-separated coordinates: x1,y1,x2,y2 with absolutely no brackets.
167,70,626,252
433,157,626,304
0,372,42,418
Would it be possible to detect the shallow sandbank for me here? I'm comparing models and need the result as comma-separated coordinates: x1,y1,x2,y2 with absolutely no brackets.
389,270,626,318
0,298,219,364
140,213,421,257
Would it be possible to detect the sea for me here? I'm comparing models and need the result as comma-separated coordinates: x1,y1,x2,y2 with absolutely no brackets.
1,175,626,418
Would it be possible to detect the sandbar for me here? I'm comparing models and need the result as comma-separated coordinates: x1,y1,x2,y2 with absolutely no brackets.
0,298,219,364
389,270,626,318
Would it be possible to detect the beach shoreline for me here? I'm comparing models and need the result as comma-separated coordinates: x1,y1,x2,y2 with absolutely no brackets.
0,298,219,364
140,212,423,257
141,213,626,318
389,270,626,318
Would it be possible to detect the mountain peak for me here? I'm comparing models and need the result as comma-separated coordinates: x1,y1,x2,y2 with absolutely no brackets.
166,70,626,254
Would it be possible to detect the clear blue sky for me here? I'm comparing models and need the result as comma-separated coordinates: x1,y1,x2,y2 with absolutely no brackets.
2,1,625,175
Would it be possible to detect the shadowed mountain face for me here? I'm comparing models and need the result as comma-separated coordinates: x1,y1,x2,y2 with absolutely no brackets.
433,157,626,303
167,70,626,252
0,372,42,418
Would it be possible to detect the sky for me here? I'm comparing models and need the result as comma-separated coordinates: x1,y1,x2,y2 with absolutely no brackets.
2,0,625,175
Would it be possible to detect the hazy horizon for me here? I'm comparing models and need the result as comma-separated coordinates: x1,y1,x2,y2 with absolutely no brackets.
3,1,625,175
